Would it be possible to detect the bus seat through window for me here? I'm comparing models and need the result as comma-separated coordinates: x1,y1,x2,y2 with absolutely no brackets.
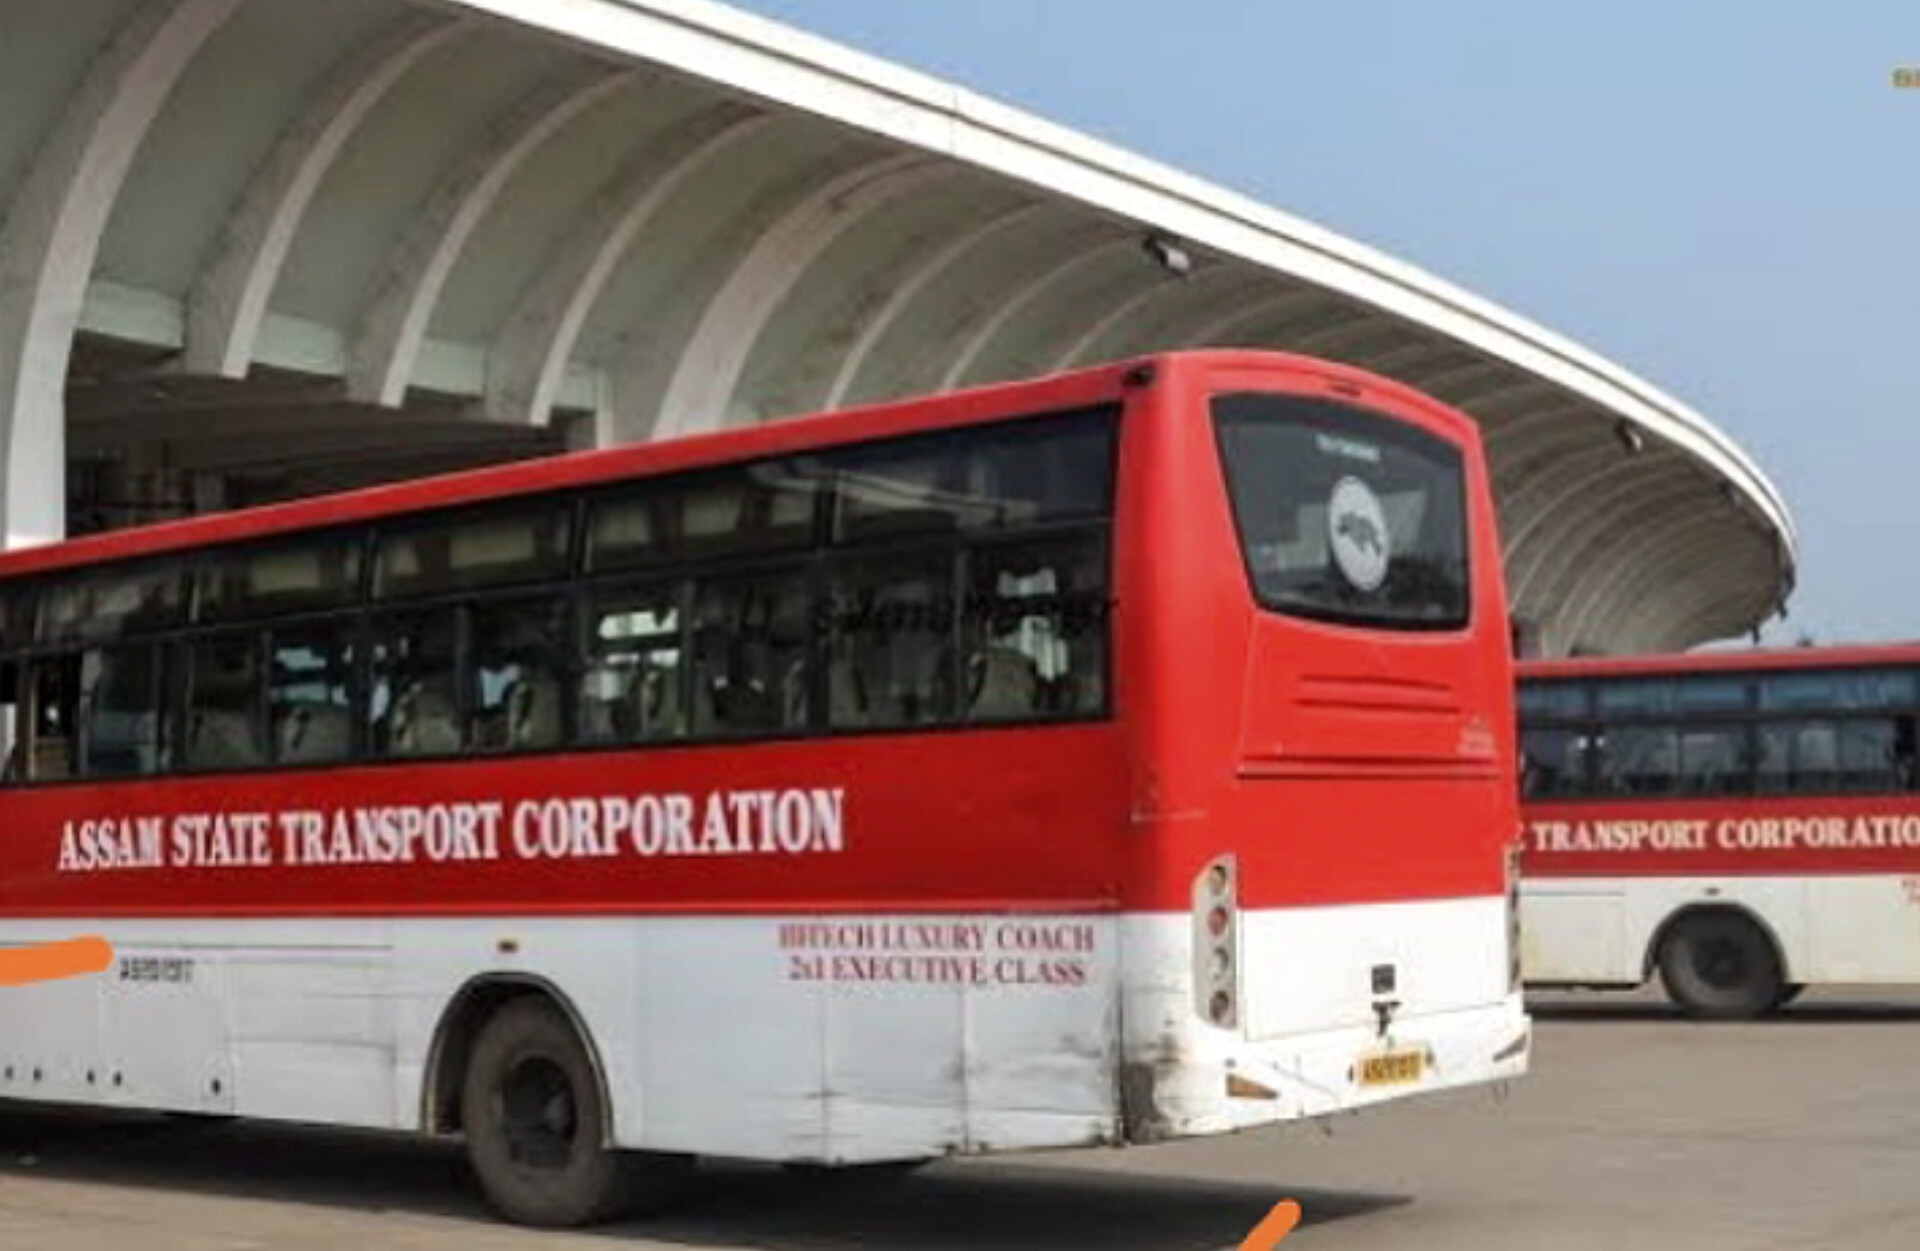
189,709,260,769
393,681,461,756
830,653,867,725
970,646,1038,720
506,674,563,750
279,703,350,764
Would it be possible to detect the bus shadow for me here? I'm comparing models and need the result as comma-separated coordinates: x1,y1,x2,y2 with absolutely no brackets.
0,1105,1403,1248
1528,995,1920,1025
627,1161,1402,1249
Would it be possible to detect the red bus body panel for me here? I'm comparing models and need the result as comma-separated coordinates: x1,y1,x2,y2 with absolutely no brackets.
1519,646,1920,882
2,352,1514,921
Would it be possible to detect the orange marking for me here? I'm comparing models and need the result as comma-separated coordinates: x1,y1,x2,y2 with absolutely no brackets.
1240,1199,1302,1249
0,936,114,987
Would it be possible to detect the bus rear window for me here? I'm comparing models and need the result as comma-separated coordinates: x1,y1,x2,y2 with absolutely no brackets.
1213,393,1469,630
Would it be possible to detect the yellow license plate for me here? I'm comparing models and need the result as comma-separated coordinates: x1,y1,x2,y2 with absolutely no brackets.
1358,1048,1425,1087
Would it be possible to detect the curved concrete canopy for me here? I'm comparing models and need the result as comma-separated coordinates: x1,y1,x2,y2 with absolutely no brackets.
0,0,1795,655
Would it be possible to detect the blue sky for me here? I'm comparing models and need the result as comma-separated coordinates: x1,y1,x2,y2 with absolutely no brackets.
739,0,1920,647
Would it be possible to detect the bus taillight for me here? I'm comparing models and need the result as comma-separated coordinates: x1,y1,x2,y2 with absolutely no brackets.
1194,854,1239,1029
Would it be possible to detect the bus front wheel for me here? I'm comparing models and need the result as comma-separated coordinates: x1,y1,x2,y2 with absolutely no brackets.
1657,912,1782,1021
460,998,688,1227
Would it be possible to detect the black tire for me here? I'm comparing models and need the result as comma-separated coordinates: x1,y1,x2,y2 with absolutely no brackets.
460,998,688,1227
1657,912,1783,1021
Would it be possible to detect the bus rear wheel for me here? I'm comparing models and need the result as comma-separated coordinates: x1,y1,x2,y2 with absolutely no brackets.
460,998,688,1227
1657,912,1782,1021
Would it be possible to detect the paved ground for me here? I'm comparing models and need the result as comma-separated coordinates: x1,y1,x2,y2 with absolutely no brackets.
4,987,1920,1250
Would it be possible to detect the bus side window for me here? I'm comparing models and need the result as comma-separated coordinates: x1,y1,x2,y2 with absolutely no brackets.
690,574,809,739
1893,716,1917,790
0,657,18,782
1520,727,1588,799
581,588,685,745
24,655,80,781
1596,725,1679,796
965,535,1107,722
469,597,570,753
270,623,355,766
368,611,461,758
80,644,170,778
185,634,266,771
825,550,955,731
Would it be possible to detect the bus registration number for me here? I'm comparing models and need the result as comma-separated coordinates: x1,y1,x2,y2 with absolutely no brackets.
1358,1047,1425,1088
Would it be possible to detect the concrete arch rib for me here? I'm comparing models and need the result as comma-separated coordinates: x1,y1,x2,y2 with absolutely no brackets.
1283,316,1419,364
1177,287,1321,348
1077,268,1279,369
1565,520,1764,654
1572,512,1770,646
1395,357,1511,398
938,237,1133,391
183,12,466,380
1358,340,1474,380
1047,262,1235,373
348,65,640,408
483,105,771,426
1484,407,1601,495
1512,473,1712,629
1642,563,1779,652
1499,438,1666,585
1556,510,1751,651
1511,466,1704,612
1610,547,1769,653
655,153,952,438
0,0,242,547
821,199,1049,410
1459,385,1572,432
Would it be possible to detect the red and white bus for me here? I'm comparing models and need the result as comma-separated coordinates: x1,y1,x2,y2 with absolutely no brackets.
0,351,1528,1226
1518,646,1920,1019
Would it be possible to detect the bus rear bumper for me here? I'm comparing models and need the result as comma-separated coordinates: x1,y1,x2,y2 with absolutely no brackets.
1121,993,1531,1142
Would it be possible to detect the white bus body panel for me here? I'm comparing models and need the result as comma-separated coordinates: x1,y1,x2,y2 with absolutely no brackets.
1,900,1526,1160
1521,875,1920,987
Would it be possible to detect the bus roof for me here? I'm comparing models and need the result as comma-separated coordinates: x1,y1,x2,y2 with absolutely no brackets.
1519,643,1920,680
0,349,1469,584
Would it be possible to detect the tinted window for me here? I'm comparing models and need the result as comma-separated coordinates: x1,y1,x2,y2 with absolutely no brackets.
965,534,1108,721
1520,726,1593,798
1214,394,1468,630
1595,676,1747,718
376,501,571,599
0,408,1119,777
38,563,186,644
1759,668,1917,713
24,656,80,781
828,409,1114,543
1518,681,1587,722
0,590,33,652
368,611,460,757
1675,724,1752,796
202,536,363,621
1594,725,1679,796
690,573,809,738
81,645,171,778
825,550,956,729
581,586,685,744
1758,718,1913,794
470,598,570,753
270,624,354,765
588,464,818,573
184,633,265,771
